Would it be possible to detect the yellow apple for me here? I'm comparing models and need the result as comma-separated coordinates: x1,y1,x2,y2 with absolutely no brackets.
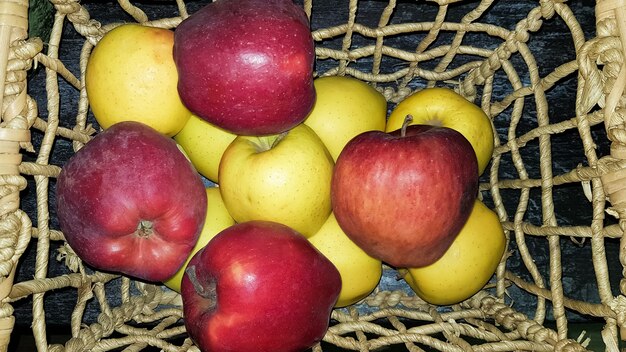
219,124,334,237
308,212,382,307
400,199,506,305
86,23,191,136
174,114,237,183
386,87,494,175
304,75,387,161
163,187,235,293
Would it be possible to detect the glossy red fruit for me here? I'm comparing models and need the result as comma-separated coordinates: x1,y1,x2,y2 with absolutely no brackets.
56,121,207,282
331,124,478,268
173,0,316,136
181,220,341,352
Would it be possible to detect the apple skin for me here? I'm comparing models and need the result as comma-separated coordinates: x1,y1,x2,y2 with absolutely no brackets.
86,23,191,137
56,121,207,282
308,212,383,308
173,0,316,136
219,124,334,237
163,187,235,293
181,220,341,352
303,75,387,161
331,124,478,268
386,87,494,175
174,114,237,183
400,199,506,305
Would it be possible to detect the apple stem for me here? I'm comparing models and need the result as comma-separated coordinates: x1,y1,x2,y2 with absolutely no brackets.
136,220,154,238
255,131,290,152
271,131,289,148
401,114,413,137
185,265,216,300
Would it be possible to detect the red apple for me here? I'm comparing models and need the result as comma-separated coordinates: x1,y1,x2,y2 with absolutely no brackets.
331,124,478,268
173,0,316,136
181,220,341,352
55,121,207,282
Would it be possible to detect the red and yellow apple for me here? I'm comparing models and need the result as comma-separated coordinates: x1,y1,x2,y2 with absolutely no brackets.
331,124,479,268
55,121,207,282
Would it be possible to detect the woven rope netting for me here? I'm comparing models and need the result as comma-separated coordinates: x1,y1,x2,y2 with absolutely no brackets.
0,0,624,350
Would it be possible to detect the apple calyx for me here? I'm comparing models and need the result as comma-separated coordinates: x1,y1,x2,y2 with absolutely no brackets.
186,265,217,302
400,114,414,137
135,220,154,238
253,131,290,152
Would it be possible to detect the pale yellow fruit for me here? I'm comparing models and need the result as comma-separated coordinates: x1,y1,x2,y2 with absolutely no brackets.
308,212,382,307
163,187,235,293
174,114,237,183
219,124,334,237
386,87,494,175
304,76,387,161
86,23,191,136
401,200,506,305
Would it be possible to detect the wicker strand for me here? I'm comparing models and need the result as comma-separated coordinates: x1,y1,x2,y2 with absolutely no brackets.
399,1,449,90
48,0,104,45
0,1,34,352
430,0,496,93
591,0,626,343
370,0,396,87
499,40,548,325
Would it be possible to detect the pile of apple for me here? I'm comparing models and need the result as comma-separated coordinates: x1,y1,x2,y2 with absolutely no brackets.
55,0,507,351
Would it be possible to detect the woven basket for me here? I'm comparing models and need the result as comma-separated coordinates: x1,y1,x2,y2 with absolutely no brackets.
0,0,625,350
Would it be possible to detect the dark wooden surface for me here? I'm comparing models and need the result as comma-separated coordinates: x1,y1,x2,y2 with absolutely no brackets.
15,0,617,337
